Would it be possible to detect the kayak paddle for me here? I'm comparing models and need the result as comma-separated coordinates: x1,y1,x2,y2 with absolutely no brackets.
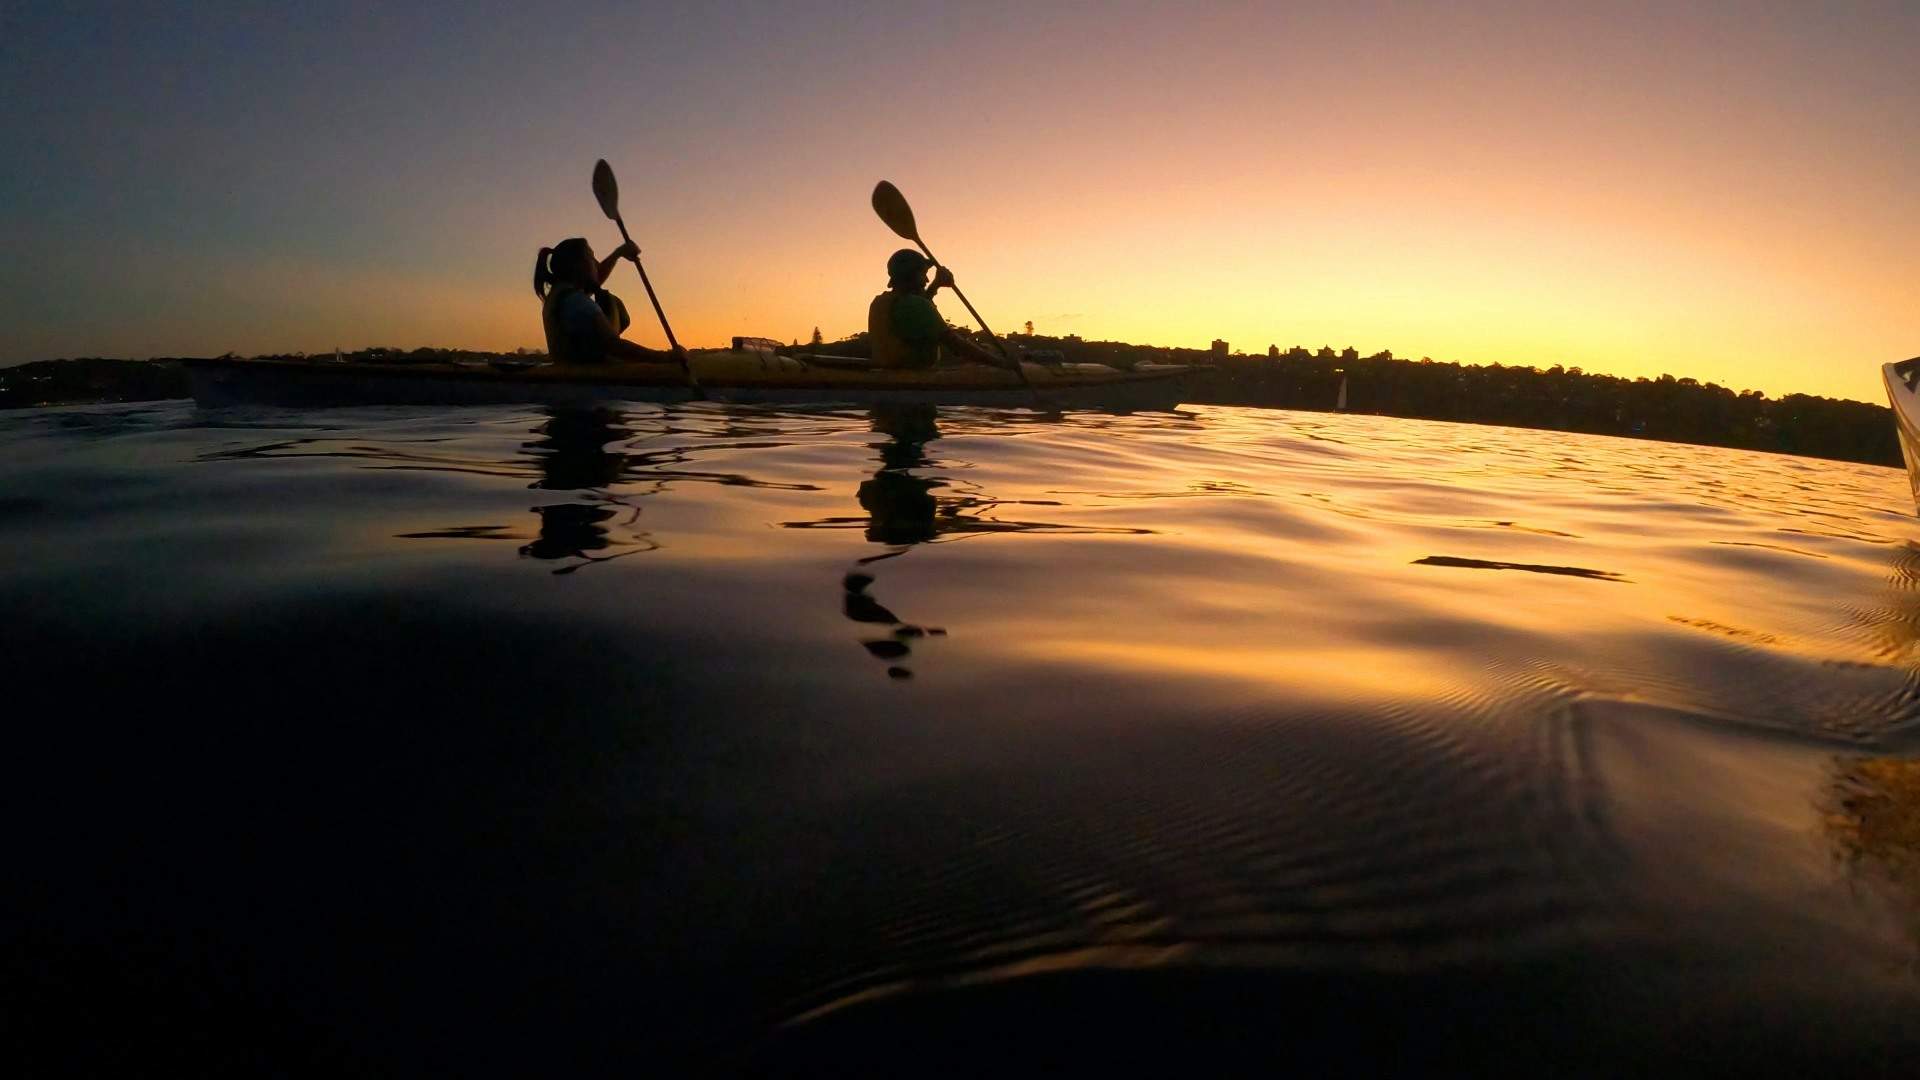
871,180,1041,405
593,158,702,399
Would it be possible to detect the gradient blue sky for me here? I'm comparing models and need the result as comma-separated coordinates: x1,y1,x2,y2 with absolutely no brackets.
3,1,1915,400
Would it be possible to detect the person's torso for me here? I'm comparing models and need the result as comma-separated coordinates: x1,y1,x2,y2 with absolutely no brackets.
868,291,941,369
542,285,610,364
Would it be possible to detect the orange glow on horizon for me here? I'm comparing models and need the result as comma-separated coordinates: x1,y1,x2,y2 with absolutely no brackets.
6,4,1913,404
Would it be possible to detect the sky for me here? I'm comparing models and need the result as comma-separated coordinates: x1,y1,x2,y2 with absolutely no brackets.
2,0,1915,401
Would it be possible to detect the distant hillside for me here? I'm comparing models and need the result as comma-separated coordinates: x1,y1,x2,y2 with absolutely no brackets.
0,358,189,409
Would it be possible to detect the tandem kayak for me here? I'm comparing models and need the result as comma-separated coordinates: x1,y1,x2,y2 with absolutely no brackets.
183,352,1197,411
1883,356,1920,510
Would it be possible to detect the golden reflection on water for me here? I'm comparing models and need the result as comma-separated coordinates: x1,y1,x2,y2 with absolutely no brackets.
23,399,1920,1062
342,401,1920,726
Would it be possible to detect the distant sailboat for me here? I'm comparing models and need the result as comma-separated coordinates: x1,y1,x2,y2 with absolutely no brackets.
1336,374,1349,411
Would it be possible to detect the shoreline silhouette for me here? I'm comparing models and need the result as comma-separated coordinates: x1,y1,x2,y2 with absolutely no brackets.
1,341,1900,469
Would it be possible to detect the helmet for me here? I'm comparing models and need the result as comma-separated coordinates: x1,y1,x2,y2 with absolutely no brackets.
886,248,933,285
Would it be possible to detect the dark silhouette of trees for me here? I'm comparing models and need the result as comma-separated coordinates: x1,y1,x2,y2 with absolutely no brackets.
818,330,1903,469
1182,348,1899,466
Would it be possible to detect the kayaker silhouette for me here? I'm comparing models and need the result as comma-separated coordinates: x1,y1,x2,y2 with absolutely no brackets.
519,406,656,571
533,237,692,367
867,250,1022,371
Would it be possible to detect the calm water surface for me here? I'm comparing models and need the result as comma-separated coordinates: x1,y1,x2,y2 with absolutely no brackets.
6,400,1919,1073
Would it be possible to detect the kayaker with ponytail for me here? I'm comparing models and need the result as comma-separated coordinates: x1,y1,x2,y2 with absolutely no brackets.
534,238,690,366
868,249,1018,370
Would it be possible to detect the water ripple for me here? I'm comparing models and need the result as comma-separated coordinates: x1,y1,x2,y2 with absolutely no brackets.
5,400,1919,1069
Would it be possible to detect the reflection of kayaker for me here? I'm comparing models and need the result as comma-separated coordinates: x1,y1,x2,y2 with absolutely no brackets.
845,405,947,679
777,408,1155,544
843,570,946,681
519,407,655,570
858,403,942,545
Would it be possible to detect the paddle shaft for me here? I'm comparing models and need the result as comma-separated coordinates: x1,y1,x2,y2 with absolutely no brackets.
609,214,701,396
609,215,681,352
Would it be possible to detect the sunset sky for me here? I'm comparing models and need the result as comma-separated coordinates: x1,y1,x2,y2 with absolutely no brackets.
4,1,1915,401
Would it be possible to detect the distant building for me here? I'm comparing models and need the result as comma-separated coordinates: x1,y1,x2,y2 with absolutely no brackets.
1211,339,1229,356
1340,347,1359,362
1267,344,1279,358
733,335,783,352
1316,346,1336,360
1287,346,1311,361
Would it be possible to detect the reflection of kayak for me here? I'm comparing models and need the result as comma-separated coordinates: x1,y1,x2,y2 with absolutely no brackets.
184,352,1197,410
1882,357,1920,510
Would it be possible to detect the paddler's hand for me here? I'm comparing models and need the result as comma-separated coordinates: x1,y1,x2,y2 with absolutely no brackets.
930,266,955,292
611,240,639,262
670,344,691,367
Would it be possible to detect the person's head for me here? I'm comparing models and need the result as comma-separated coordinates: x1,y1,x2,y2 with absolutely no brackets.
886,248,932,290
533,237,597,298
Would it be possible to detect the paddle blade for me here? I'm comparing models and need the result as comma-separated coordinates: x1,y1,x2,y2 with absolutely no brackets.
871,180,919,242
592,159,620,220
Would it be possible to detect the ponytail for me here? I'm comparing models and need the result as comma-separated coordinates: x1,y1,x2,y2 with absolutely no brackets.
534,237,592,299
532,246,555,299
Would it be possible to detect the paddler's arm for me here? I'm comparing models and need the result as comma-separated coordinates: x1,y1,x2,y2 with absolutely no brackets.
607,339,689,364
921,268,1018,370
586,304,688,364
595,241,639,286
941,327,1019,370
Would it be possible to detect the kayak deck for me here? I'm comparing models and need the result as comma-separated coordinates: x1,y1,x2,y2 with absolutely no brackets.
184,352,1196,410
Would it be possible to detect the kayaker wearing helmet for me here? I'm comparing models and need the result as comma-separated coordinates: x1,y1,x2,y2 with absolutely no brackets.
533,237,690,366
868,249,1018,370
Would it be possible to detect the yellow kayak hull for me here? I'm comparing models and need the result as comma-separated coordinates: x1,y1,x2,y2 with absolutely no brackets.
184,352,1195,411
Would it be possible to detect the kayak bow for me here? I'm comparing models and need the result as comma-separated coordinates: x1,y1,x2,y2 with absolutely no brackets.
1882,357,1920,511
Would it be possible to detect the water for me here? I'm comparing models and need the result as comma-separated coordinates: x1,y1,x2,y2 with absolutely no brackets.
6,400,1919,1073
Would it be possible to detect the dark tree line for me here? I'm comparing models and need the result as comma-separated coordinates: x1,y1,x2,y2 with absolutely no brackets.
975,335,1898,468
1184,351,1900,467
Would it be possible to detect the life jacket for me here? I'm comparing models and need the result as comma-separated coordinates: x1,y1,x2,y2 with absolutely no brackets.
541,285,631,364
867,290,940,369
